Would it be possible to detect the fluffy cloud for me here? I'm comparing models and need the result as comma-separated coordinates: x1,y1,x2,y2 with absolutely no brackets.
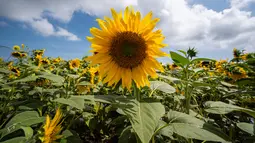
0,0,255,56
0,21,8,27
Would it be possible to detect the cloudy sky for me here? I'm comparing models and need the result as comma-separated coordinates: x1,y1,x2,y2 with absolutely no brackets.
0,0,255,62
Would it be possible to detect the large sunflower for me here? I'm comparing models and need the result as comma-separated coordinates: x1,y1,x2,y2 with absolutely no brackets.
86,6,167,89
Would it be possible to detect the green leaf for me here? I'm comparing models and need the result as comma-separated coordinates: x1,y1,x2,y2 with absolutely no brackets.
157,74,180,83
53,96,87,110
204,101,255,118
220,81,236,87
38,73,64,86
170,51,190,67
61,130,82,143
118,126,136,143
0,111,45,138
157,120,173,138
190,58,215,64
7,76,38,84
192,81,213,87
170,123,231,143
177,50,187,56
236,122,254,135
0,68,11,74
166,110,231,142
0,137,26,143
121,99,165,143
20,126,33,139
76,81,92,86
150,81,176,94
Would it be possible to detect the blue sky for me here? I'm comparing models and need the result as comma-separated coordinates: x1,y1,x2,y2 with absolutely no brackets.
0,0,255,63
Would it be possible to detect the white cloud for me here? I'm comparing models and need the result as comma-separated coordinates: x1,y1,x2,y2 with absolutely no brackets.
0,21,8,27
0,0,255,57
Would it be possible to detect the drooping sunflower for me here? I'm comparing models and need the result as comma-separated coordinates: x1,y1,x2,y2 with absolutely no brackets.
86,6,167,89
69,58,80,70
41,58,51,65
52,57,62,64
41,108,63,143
11,52,22,58
13,45,20,51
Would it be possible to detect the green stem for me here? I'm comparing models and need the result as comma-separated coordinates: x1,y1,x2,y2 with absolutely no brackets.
133,81,141,101
184,67,190,114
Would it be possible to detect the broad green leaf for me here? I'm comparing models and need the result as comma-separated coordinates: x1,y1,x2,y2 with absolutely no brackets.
20,126,33,139
121,99,165,143
118,126,136,143
0,111,45,138
61,130,82,143
236,122,254,135
170,51,190,66
38,73,64,85
177,50,187,56
158,74,180,82
7,76,38,84
192,81,213,87
150,81,176,94
157,120,173,138
190,58,215,64
54,96,87,110
0,68,10,74
166,110,231,142
221,81,236,87
204,101,255,118
0,137,26,143
76,81,92,86
170,123,231,143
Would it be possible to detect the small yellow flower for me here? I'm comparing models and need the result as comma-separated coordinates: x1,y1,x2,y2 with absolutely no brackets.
41,108,63,143
8,61,13,67
241,54,248,60
49,66,55,71
21,44,25,49
169,64,179,70
13,45,20,51
0,57,3,63
69,58,80,70
52,57,62,64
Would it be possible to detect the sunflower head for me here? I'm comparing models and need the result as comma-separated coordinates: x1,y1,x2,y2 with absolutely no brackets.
20,53,27,58
10,67,20,76
13,45,20,51
69,58,80,70
233,48,241,58
41,58,50,65
11,52,22,58
52,57,62,64
86,6,167,90
0,57,3,63
169,63,179,70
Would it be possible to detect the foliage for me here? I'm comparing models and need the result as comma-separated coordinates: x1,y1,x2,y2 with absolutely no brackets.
0,44,254,143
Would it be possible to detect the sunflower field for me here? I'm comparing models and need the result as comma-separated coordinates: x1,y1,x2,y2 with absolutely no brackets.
0,6,255,143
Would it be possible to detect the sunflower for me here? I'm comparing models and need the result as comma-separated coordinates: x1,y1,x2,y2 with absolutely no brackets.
69,58,80,70
20,53,27,58
13,45,20,51
52,57,62,64
86,6,167,89
169,64,179,70
10,67,20,76
11,52,22,58
241,54,248,61
41,108,63,143
41,58,50,65
0,57,3,63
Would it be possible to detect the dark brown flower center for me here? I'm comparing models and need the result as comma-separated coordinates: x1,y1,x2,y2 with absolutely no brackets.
109,31,147,69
